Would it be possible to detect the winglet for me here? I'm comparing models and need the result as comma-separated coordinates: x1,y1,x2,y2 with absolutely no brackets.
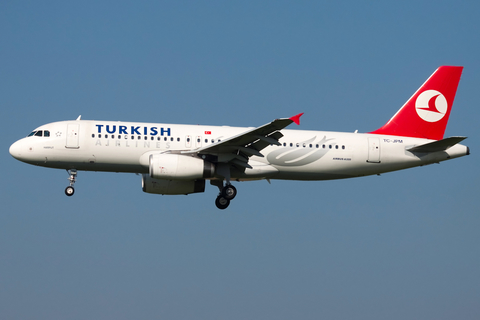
289,113,304,125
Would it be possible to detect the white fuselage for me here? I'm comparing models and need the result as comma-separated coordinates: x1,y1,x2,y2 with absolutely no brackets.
9,119,468,181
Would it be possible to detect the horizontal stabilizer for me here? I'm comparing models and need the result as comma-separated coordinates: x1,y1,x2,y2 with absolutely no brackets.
407,136,467,153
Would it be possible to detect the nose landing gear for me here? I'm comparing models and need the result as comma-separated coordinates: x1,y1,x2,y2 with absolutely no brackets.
65,169,77,196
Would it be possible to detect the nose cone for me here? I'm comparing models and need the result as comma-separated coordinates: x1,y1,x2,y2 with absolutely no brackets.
9,139,31,163
9,140,23,160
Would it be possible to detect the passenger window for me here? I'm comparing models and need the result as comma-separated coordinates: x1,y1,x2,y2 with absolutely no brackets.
329,145,332,149
205,139,208,143
342,145,345,150
92,134,95,138
309,144,312,148
335,145,338,149
316,144,319,148
98,134,101,138
322,144,325,148
177,138,180,142
105,134,108,138
170,137,174,141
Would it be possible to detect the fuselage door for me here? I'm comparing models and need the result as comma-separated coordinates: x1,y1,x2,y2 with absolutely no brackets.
367,137,380,163
66,124,80,149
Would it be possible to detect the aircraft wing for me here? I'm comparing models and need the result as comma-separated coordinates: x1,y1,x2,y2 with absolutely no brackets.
181,113,303,168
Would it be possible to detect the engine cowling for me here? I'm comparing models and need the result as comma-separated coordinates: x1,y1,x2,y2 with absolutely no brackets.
149,154,215,180
142,174,205,195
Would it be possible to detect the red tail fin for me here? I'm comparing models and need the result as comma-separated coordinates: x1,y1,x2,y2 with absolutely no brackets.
370,66,463,140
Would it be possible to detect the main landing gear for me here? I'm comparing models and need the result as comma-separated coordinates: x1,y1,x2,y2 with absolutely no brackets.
212,181,237,210
65,169,77,196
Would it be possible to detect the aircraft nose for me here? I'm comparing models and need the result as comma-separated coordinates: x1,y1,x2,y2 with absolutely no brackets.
9,140,25,160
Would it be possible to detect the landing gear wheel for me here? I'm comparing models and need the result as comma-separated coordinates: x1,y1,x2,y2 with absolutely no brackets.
65,186,75,196
215,195,230,209
222,185,237,200
65,169,77,197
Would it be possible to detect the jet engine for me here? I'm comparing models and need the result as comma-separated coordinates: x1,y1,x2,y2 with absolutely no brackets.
149,154,215,180
142,174,205,195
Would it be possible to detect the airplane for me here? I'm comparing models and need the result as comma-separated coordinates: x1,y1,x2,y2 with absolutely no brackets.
9,66,469,209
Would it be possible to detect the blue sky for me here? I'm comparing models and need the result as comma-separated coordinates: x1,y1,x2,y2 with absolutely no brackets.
1,1,479,319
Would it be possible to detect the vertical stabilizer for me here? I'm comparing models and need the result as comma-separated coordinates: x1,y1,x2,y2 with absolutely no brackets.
370,66,463,140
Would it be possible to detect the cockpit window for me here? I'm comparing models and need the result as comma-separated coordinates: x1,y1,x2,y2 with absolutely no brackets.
28,130,50,137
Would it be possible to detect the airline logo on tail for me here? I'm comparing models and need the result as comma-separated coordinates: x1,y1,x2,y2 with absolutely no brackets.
370,66,463,140
415,90,448,122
